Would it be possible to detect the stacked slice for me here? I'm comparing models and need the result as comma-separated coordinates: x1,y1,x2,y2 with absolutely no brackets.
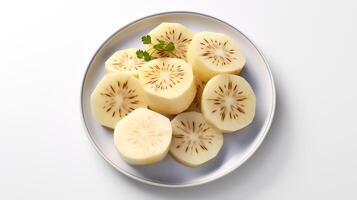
138,57,196,115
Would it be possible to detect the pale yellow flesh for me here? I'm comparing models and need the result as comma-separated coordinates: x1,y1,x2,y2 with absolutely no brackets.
139,58,196,115
186,78,206,112
114,108,172,165
146,23,193,61
90,73,147,129
187,32,246,81
201,74,256,132
170,112,223,167
105,48,145,77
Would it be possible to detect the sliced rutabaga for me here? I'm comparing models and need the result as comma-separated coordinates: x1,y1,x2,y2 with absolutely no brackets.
138,58,196,115
105,48,145,77
170,112,223,167
91,73,147,129
187,32,246,81
201,74,256,132
147,23,193,61
114,108,172,165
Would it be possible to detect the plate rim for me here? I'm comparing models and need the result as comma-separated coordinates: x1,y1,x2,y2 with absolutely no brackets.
80,11,276,188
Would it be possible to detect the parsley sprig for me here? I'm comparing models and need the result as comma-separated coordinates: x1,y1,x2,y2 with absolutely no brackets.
136,35,176,61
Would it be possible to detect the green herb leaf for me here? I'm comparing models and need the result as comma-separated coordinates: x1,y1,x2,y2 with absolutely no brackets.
136,50,144,58
141,35,152,44
138,35,177,61
153,43,164,50
142,51,150,57
164,42,175,51
137,49,154,61
142,51,152,61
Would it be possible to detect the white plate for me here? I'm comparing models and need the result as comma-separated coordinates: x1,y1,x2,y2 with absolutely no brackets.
80,11,276,187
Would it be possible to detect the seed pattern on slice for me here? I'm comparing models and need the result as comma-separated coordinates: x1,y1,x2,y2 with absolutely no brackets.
105,48,145,75
143,62,185,91
200,39,237,66
139,58,196,115
91,73,147,129
170,112,223,167
100,80,141,118
187,32,246,81
201,74,256,132
153,28,192,60
173,119,215,154
208,79,247,121
110,52,145,71
148,23,193,61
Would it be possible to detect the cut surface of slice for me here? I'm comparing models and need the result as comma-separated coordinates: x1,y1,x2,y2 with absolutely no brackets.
201,74,256,132
138,58,196,115
170,112,223,167
147,23,193,61
114,108,172,165
91,73,147,129
105,48,145,77
187,32,246,81
186,78,206,112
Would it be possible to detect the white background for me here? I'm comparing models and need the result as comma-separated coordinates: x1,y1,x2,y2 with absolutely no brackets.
0,0,356,199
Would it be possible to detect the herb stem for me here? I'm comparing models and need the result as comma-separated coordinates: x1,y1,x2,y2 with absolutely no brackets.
147,47,155,55
168,51,179,58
